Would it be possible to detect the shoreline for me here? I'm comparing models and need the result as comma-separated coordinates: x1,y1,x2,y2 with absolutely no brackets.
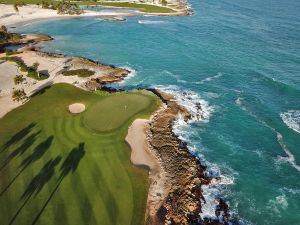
0,39,131,118
0,17,231,225
0,3,189,27
0,4,140,27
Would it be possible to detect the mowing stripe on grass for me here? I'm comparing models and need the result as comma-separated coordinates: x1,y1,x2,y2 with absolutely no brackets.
0,84,159,225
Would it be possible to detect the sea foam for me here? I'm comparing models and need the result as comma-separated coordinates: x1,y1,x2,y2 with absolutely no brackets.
138,20,166,24
194,72,223,84
118,66,137,84
280,110,300,134
155,86,235,221
236,99,300,173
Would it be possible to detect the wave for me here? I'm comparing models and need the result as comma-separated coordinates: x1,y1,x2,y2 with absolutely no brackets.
138,20,166,24
154,85,238,221
267,194,288,214
276,133,300,172
258,72,300,94
118,66,137,84
236,98,300,173
201,174,235,219
280,110,300,134
154,85,214,122
194,72,223,84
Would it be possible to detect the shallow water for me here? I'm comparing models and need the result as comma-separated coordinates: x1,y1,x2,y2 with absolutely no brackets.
15,0,300,224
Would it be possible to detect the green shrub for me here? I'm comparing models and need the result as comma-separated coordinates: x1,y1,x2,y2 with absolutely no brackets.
27,70,48,80
14,74,25,85
1,56,48,80
62,69,95,77
5,50,20,56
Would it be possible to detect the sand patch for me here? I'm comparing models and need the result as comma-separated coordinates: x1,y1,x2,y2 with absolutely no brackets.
126,119,160,172
68,103,85,114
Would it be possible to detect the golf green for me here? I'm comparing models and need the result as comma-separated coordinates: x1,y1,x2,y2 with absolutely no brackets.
0,83,159,225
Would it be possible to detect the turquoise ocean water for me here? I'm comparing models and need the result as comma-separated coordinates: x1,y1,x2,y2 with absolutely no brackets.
15,0,300,224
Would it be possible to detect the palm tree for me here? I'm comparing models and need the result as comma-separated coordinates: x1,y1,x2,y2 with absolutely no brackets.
12,89,27,102
0,25,7,33
14,4,19,15
14,75,25,85
32,62,40,78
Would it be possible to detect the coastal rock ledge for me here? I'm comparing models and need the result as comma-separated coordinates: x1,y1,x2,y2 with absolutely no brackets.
145,90,230,225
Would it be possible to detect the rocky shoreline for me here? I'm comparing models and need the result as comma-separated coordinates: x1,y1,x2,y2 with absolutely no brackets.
0,31,231,224
144,89,231,225
0,34,130,118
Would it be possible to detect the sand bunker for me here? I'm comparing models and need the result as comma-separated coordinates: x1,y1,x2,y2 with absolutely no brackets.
68,103,86,114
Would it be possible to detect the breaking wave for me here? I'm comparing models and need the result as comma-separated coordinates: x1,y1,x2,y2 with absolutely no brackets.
154,85,214,122
194,72,223,84
138,20,166,24
280,110,300,134
154,85,236,222
118,66,137,84
236,98,300,173
276,133,300,172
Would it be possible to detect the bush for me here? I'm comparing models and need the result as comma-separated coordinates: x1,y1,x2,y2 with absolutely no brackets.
5,50,20,56
62,69,95,77
1,56,48,80
12,89,27,102
14,74,25,85
27,70,48,80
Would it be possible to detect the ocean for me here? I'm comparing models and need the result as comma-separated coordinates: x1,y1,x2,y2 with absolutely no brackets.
15,0,300,224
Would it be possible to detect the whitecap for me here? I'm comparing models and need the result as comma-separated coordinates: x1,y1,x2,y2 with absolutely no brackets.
154,85,214,122
267,194,288,214
236,99,300,173
153,85,238,222
200,173,235,219
138,20,166,24
118,66,137,84
194,72,223,84
280,110,300,134
235,97,243,106
275,133,300,172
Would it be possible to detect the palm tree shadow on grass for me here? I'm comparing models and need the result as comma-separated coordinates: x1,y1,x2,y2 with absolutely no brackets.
0,136,54,196
8,156,62,225
8,143,85,225
0,123,36,154
31,142,85,225
0,131,41,172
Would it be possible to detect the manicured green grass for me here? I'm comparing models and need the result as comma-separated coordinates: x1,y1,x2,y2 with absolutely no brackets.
82,1,176,13
0,0,176,13
0,83,159,225
84,93,153,132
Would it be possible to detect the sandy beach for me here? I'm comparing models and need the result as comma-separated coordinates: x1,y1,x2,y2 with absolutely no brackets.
0,6,222,224
0,47,130,118
0,4,140,27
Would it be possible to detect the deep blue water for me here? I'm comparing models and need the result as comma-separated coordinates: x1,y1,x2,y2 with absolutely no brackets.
15,0,300,224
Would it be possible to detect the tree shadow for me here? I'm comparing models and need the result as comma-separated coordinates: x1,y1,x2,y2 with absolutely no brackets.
0,136,54,195
31,143,86,225
8,156,61,225
20,136,54,168
21,156,62,200
58,142,85,181
0,131,41,172
0,123,36,153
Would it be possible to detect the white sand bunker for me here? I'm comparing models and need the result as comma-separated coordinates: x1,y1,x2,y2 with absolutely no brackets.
68,103,86,114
